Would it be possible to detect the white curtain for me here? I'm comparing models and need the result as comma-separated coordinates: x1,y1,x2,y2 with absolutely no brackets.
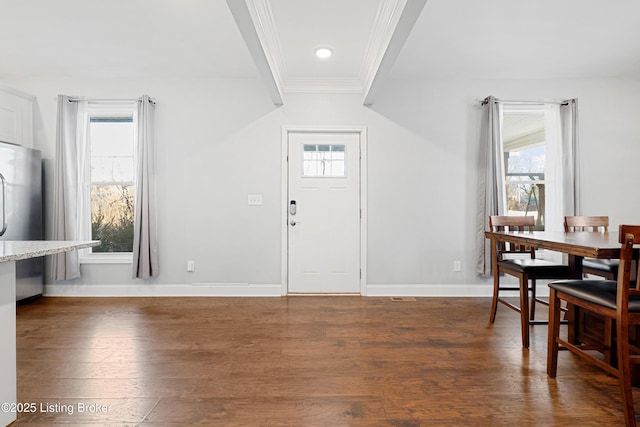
52,96,90,280
544,103,564,234
132,95,158,278
475,96,506,276
545,100,581,231
475,97,580,269
560,99,581,216
542,100,580,263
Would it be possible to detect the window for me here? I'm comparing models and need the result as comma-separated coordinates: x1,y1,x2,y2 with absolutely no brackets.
477,97,579,274
502,105,546,230
81,103,136,262
302,144,346,177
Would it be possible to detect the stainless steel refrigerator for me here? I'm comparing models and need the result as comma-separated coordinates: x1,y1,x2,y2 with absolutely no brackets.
0,141,43,301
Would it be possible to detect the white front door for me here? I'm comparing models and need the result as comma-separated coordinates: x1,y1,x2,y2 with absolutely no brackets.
287,131,361,294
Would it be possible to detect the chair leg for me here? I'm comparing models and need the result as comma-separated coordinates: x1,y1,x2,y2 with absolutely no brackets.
547,288,561,377
519,273,530,348
616,315,636,427
489,266,500,324
530,278,537,321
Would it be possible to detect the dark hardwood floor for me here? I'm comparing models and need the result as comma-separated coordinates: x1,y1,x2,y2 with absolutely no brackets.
12,296,636,426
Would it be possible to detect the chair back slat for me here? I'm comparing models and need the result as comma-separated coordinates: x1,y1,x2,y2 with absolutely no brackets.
564,216,609,232
618,225,640,291
489,216,536,258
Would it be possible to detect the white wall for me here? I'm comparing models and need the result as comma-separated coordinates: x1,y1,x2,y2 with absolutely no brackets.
2,76,640,296
369,77,640,295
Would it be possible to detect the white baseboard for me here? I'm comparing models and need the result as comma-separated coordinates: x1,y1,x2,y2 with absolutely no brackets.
366,283,493,297
44,283,283,297
367,283,549,298
43,282,551,298
365,283,551,298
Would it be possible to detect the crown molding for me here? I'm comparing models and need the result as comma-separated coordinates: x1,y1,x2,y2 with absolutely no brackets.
246,0,395,96
246,0,287,90
0,82,36,100
230,0,425,102
284,78,365,94
363,0,428,105
359,0,407,92
281,0,408,96
226,0,283,105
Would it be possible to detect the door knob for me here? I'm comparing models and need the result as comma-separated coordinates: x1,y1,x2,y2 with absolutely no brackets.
290,220,301,226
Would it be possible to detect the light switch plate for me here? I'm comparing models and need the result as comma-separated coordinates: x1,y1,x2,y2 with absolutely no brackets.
248,194,263,206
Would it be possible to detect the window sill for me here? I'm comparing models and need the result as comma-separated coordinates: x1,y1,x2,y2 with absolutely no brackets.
80,253,133,264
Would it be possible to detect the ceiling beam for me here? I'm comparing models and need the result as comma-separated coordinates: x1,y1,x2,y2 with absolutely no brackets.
226,0,284,106
362,0,428,106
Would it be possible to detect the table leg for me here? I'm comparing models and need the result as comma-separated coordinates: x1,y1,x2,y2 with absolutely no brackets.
566,255,583,344
489,237,500,323
568,254,584,279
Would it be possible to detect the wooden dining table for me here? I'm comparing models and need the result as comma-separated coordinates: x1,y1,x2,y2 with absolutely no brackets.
484,229,633,353
484,229,626,277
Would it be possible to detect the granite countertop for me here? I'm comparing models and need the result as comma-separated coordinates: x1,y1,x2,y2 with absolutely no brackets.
0,241,101,262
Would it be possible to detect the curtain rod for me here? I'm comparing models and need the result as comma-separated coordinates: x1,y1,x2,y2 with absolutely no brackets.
480,97,570,106
63,97,156,104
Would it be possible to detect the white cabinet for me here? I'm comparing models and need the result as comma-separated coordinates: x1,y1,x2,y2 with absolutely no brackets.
0,85,34,148
0,262,16,427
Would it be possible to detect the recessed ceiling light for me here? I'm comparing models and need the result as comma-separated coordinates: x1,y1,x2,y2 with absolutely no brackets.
314,47,333,59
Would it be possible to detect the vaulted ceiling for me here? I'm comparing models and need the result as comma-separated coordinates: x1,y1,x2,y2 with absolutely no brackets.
1,0,639,105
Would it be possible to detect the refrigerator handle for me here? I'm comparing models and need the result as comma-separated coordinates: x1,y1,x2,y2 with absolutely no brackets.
0,173,6,236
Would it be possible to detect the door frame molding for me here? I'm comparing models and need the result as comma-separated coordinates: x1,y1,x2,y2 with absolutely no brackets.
281,125,368,296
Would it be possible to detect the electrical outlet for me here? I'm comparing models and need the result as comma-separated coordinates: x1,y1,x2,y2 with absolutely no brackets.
247,194,263,206
453,260,462,272
187,260,195,272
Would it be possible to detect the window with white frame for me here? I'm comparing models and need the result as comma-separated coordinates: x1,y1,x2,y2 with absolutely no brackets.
302,144,346,177
80,103,136,262
502,104,547,230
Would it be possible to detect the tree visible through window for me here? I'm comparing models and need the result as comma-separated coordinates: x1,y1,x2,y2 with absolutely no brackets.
502,106,546,229
89,116,134,253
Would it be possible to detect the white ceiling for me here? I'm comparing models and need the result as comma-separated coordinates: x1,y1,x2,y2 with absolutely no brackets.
391,0,640,80
270,0,380,80
1,0,639,102
0,0,258,79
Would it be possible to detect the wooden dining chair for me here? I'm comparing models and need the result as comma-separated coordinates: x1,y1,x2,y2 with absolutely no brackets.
547,225,640,427
489,215,570,348
564,215,619,366
564,215,618,280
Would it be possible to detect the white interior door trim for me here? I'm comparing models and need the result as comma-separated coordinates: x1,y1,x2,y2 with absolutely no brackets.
281,125,368,296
